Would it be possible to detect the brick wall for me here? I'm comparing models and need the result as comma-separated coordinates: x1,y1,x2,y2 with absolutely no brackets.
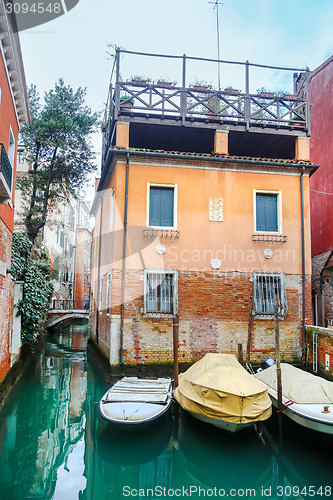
94,269,311,365
312,251,333,326
0,220,14,382
306,325,333,377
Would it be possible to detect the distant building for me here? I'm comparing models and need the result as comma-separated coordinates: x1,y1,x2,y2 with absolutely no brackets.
0,3,29,381
90,50,315,366
307,56,333,327
73,200,92,306
14,152,92,305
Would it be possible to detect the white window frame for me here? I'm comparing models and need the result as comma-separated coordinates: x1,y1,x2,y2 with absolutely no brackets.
253,271,287,318
146,183,178,230
253,189,282,234
143,269,178,317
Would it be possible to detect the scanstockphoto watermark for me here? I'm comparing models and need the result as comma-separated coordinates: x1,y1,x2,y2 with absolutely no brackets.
122,485,257,497
5,1,80,32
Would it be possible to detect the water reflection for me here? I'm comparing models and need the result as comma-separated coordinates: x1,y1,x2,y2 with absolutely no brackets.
0,324,332,500
0,324,88,500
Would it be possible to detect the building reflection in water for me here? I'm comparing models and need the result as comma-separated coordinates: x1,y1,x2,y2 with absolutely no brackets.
0,322,88,499
0,320,332,499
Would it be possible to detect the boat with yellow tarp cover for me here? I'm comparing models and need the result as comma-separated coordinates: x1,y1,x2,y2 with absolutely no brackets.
174,353,272,433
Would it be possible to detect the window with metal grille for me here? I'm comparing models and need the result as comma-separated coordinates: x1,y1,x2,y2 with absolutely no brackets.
149,186,175,227
143,269,178,315
253,272,287,317
256,193,278,232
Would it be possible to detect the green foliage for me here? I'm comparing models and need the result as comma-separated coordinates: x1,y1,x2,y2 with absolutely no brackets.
18,79,98,243
11,233,32,280
11,233,53,344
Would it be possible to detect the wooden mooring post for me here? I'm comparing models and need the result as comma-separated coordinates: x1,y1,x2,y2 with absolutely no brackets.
274,295,282,411
173,314,179,388
246,296,253,364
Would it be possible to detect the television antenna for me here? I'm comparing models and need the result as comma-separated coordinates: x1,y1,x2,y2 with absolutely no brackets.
208,1,224,89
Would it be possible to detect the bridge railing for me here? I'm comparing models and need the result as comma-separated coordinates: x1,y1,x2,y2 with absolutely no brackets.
51,299,90,311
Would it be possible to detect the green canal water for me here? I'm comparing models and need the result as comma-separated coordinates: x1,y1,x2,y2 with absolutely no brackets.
0,325,332,500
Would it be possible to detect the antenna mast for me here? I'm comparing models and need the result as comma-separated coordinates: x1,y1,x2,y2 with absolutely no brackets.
209,0,224,89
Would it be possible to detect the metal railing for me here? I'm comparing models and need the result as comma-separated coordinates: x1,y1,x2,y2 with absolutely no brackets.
102,50,310,162
0,143,12,191
51,299,90,311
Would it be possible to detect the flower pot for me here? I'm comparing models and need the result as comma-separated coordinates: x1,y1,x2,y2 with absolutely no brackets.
192,85,208,92
283,94,298,101
157,81,173,88
131,80,147,87
259,92,274,98
224,88,240,96
120,99,134,109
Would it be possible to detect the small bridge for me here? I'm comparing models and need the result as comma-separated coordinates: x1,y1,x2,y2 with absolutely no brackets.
48,299,90,328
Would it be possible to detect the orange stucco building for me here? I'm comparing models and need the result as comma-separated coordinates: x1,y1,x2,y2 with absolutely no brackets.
0,4,29,381
91,50,317,366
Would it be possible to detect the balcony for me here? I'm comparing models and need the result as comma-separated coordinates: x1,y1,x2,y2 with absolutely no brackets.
101,50,310,164
0,143,12,204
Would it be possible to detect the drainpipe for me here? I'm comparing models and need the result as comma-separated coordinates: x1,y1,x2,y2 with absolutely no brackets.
96,193,104,344
120,152,130,364
300,166,306,348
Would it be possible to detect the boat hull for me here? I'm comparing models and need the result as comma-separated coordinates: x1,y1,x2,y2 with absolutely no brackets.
99,378,173,429
188,411,254,433
268,389,333,435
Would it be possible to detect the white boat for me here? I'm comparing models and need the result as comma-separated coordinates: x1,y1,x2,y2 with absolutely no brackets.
99,377,173,428
173,353,272,433
255,363,333,435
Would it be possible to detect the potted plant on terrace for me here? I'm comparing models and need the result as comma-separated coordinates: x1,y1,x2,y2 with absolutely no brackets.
224,86,240,96
120,95,134,109
282,93,298,101
191,79,212,92
131,75,151,86
156,77,177,88
257,87,275,98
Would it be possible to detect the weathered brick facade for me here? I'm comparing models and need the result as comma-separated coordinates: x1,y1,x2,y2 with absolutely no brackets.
91,269,312,365
306,325,333,377
0,220,14,381
0,5,29,383
311,251,333,326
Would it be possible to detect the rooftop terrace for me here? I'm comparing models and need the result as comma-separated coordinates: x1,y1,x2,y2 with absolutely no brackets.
101,50,310,170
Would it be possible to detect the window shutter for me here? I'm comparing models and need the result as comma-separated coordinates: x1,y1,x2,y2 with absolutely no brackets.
160,188,174,227
256,194,278,232
149,188,161,226
149,187,174,227
265,195,278,232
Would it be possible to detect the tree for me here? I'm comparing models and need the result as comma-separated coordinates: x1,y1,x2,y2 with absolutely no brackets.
19,79,98,243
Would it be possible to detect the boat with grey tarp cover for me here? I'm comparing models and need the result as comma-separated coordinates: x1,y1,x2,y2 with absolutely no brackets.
255,363,333,435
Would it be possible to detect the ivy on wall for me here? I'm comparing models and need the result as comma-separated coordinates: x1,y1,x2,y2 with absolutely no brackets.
12,233,53,343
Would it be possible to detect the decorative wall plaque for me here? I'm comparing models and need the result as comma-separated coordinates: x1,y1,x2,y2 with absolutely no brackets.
156,244,166,255
211,258,222,270
209,197,223,222
264,248,274,259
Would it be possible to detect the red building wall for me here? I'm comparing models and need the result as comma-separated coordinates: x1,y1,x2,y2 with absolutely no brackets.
309,56,333,257
0,50,19,231
0,49,20,382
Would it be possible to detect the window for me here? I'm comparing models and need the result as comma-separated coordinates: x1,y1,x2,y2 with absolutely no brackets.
8,127,15,167
255,192,279,232
253,272,287,317
143,269,178,316
148,184,177,228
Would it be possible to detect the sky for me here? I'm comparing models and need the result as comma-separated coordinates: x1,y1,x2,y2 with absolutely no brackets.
18,0,333,200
